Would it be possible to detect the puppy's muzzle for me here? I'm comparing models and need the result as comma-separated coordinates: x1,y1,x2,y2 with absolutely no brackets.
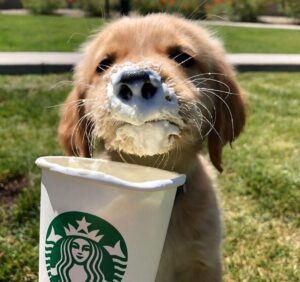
107,65,179,125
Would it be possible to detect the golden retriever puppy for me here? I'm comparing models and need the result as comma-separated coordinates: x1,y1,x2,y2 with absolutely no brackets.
59,14,246,282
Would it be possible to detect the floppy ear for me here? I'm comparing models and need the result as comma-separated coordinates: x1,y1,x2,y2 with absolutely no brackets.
58,32,102,157
58,86,91,157
207,59,246,172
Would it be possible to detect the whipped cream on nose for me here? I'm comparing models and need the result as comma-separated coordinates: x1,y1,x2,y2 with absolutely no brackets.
104,63,181,156
106,63,179,125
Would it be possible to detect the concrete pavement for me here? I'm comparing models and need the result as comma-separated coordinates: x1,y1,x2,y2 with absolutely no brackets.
0,52,300,74
227,54,300,72
0,52,79,74
204,20,300,30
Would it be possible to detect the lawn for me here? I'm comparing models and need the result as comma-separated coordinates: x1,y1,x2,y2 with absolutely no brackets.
0,72,299,281
206,24,300,54
0,14,300,53
0,15,103,52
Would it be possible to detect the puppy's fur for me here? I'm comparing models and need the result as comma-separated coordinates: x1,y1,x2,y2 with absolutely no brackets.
59,14,246,282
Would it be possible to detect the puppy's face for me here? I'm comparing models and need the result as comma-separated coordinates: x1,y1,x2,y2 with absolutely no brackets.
59,14,246,172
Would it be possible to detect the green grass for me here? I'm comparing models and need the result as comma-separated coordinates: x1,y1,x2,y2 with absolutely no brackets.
219,73,300,281
0,73,299,281
207,25,300,54
0,14,300,53
0,74,69,281
0,15,103,51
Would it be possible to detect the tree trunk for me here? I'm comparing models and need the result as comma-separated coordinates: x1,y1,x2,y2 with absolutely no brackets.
120,0,131,16
104,0,110,18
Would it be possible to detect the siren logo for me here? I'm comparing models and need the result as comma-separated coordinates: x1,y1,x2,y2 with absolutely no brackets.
45,211,128,282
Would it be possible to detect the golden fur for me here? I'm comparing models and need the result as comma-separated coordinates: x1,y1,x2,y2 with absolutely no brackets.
59,14,246,282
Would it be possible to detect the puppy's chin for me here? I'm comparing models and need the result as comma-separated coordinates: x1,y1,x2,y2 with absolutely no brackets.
108,120,180,156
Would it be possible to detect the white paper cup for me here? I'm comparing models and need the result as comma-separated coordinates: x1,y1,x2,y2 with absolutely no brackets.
36,156,186,282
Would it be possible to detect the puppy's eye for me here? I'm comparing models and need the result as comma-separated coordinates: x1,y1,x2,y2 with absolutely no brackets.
96,57,114,74
169,50,195,68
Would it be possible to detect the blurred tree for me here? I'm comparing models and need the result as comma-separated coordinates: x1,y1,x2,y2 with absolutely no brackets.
281,0,300,19
160,0,175,5
21,0,65,14
104,0,110,18
120,0,130,15
66,0,75,8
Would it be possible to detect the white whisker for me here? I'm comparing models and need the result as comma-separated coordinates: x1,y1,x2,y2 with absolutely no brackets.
200,88,235,140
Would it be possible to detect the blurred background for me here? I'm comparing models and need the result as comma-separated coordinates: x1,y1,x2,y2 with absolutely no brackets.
0,0,299,21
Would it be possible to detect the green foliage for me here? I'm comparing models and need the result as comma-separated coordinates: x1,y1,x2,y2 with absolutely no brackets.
206,0,266,22
77,0,120,17
21,0,65,15
206,0,232,20
132,0,206,19
77,0,104,17
280,0,300,19
228,0,264,22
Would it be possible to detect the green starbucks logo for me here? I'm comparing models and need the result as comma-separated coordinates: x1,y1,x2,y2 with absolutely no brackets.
45,211,128,282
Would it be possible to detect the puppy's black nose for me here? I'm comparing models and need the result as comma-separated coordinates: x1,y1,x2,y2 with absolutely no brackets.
120,70,150,83
117,70,158,101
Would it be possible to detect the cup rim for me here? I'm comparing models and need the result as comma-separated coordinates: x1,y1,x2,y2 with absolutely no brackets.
36,156,186,191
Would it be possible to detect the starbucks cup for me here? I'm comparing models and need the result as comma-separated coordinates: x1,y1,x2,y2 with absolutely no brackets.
36,156,186,282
